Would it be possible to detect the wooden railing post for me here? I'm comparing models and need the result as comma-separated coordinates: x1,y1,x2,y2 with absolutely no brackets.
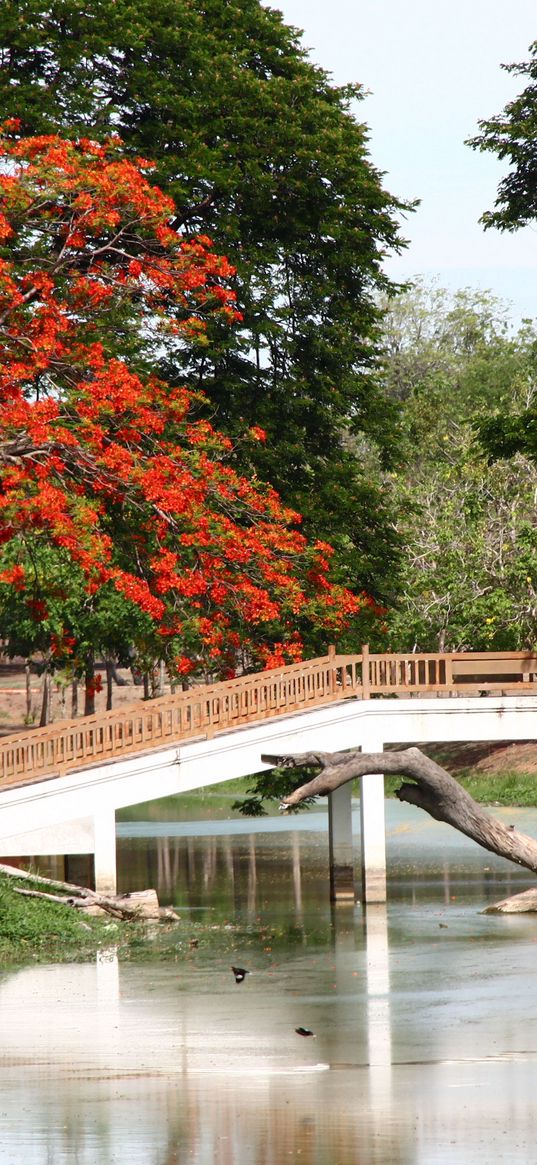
361,644,370,699
328,643,337,696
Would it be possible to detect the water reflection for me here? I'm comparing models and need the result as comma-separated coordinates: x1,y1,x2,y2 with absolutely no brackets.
0,910,404,1165
2,801,537,1163
122,824,328,931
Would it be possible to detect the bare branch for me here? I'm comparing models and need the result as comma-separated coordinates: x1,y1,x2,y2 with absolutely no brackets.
268,746,537,877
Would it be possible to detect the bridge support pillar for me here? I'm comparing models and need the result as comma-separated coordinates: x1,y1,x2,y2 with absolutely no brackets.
328,782,355,901
360,738,386,904
93,810,117,895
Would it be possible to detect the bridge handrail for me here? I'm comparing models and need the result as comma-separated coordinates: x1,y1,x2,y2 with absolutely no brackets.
2,646,537,787
0,649,361,785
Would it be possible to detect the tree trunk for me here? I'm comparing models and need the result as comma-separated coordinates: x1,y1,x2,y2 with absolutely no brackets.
71,679,78,718
25,663,33,723
84,652,95,716
263,746,537,878
107,657,128,685
13,885,178,921
39,670,50,727
105,658,114,711
104,656,128,709
57,676,66,718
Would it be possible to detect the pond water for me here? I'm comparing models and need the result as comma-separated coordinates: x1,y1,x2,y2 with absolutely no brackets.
1,797,537,1163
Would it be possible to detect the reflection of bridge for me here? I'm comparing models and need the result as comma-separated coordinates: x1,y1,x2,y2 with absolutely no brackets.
1,646,537,900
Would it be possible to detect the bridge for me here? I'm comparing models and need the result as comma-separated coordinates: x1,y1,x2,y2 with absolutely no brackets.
1,646,537,902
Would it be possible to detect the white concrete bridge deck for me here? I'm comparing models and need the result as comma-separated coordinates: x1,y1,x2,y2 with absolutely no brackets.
1,691,536,902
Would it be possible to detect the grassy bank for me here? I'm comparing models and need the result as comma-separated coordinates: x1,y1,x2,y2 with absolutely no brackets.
0,869,311,968
0,871,126,964
383,771,537,806
0,871,223,967
437,770,537,807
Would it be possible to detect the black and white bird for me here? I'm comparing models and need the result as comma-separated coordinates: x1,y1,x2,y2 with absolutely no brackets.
295,1027,315,1038
231,965,250,984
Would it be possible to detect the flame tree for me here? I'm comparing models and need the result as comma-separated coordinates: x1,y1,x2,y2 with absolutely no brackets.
0,132,380,706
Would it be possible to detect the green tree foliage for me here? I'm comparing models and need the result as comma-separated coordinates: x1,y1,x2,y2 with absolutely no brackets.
388,436,537,652
380,280,525,429
380,283,537,651
0,0,410,621
466,49,537,504
468,41,537,230
0,542,148,717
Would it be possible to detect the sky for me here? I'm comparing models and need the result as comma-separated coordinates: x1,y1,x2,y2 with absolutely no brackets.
266,0,537,325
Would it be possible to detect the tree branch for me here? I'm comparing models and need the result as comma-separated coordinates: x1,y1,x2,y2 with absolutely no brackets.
0,863,179,921
262,747,537,876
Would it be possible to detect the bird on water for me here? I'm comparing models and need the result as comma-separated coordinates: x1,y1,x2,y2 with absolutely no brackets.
295,1027,315,1038
231,966,250,983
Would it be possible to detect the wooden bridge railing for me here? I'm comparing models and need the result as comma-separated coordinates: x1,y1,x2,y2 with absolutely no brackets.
2,646,537,788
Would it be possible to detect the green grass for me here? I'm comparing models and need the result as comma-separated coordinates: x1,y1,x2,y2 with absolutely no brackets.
382,770,537,806
0,872,123,964
447,770,537,807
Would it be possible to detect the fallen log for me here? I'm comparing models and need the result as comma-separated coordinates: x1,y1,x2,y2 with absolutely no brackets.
483,888,537,914
0,862,179,922
262,745,537,884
